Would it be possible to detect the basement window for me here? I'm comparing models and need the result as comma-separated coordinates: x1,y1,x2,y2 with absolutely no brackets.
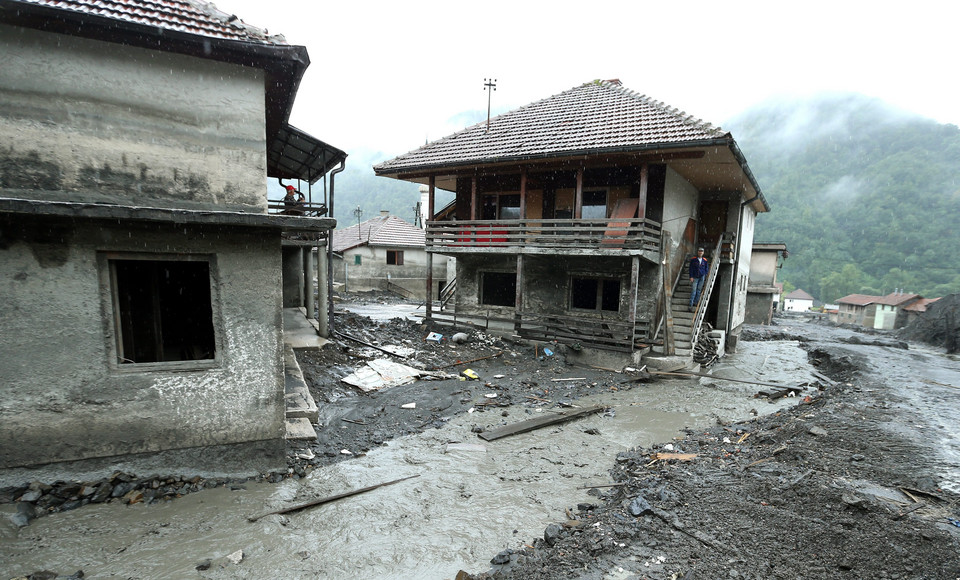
480,271,517,307
108,257,217,366
387,250,404,265
571,277,620,312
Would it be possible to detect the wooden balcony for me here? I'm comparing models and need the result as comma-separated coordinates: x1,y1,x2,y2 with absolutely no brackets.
425,218,661,256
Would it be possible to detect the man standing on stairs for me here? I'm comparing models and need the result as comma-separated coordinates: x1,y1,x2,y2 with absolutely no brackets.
689,247,709,312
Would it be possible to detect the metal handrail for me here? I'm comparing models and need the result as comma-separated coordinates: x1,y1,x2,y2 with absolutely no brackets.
691,237,725,347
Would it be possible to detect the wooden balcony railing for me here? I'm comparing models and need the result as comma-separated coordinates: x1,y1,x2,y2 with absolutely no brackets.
425,218,661,253
267,201,328,217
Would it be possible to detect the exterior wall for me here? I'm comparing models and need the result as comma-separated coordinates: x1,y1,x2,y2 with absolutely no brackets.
837,303,865,324
454,254,650,323
784,298,813,312
729,204,756,332
335,245,448,297
749,251,779,286
662,168,699,260
0,217,285,486
745,293,774,325
0,25,268,212
874,304,898,330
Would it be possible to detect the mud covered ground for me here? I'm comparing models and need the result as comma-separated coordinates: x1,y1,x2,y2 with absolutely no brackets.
4,293,960,579
293,298,960,579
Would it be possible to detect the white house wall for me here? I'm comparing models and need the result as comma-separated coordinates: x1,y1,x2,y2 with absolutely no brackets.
662,167,699,257
0,25,268,212
336,246,449,296
730,204,756,331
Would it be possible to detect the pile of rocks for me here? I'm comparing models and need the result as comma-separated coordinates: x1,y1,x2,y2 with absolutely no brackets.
1,472,242,527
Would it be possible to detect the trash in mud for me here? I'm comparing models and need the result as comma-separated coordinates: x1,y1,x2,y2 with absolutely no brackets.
341,359,450,391
461,369,479,380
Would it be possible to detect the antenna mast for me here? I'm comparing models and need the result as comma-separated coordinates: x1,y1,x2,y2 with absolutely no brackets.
484,78,497,132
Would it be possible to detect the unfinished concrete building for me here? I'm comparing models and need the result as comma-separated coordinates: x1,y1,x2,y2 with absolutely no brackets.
375,80,768,366
0,0,344,486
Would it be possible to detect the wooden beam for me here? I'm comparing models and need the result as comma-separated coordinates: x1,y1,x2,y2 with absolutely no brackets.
575,166,583,219
247,474,421,521
478,405,605,441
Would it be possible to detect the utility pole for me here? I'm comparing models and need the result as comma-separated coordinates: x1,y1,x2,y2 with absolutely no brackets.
484,78,497,132
353,206,363,240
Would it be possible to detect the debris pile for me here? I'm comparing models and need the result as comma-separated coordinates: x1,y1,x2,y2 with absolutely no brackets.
898,292,960,353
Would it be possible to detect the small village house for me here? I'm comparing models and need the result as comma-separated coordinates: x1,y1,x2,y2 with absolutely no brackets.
745,242,788,325
332,212,451,299
375,80,769,365
0,0,343,486
783,289,815,312
837,291,924,330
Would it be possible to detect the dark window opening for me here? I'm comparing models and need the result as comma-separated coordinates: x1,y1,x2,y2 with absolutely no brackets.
354,254,362,265
480,271,517,307
111,259,216,364
387,250,404,265
582,190,607,219
480,194,521,220
571,277,620,312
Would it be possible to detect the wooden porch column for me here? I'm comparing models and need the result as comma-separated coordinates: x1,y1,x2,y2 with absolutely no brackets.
470,176,478,220
519,167,527,218
574,166,583,219
425,176,435,322
515,253,524,333
637,164,649,219
629,255,639,350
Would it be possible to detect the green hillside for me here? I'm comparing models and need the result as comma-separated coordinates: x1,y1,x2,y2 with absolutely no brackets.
727,94,960,302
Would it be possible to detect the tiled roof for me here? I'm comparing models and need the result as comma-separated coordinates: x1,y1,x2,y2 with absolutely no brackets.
876,292,920,307
13,0,287,44
784,289,815,301
903,297,940,312
332,215,425,253
374,80,729,174
836,294,880,306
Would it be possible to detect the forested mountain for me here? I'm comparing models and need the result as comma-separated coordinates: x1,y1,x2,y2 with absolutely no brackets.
322,94,960,303
727,93,960,302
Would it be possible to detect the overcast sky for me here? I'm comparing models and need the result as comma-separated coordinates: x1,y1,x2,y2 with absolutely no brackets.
222,0,959,163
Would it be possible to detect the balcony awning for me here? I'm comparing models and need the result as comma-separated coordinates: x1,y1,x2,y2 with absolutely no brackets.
268,124,347,184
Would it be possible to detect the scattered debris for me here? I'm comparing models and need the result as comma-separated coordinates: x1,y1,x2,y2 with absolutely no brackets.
477,406,606,442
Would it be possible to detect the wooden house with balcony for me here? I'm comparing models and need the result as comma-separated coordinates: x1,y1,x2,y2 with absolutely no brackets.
374,80,768,364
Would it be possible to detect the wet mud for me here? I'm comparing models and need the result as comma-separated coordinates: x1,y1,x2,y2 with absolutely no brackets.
3,305,959,580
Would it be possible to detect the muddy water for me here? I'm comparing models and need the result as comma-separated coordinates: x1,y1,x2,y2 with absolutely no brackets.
1,341,816,580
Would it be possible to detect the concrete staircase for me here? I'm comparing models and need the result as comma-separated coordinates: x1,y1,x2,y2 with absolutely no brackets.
282,308,326,442
650,259,699,359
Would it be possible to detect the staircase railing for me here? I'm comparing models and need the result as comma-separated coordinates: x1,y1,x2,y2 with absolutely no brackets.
439,277,457,311
691,237,724,347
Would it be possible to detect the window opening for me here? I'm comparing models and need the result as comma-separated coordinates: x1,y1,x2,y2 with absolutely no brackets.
480,271,516,307
354,255,362,265
582,190,607,219
571,277,620,312
386,250,404,265
110,259,216,364
480,194,521,220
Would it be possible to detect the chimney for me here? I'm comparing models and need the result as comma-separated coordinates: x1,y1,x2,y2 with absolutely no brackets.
380,210,389,218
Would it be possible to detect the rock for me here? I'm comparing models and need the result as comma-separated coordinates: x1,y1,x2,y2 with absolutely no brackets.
10,501,37,527
123,490,145,505
490,550,512,565
196,559,212,571
19,489,42,502
628,496,653,516
850,454,866,462
808,426,828,436
543,523,563,546
451,332,470,343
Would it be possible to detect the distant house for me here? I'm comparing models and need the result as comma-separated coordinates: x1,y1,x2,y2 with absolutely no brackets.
332,212,451,299
745,242,787,325
783,289,815,312
837,292,923,329
375,80,769,363
0,0,343,486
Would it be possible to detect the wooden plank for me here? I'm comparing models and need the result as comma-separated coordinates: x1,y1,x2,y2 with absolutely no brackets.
247,474,420,522
478,405,606,441
602,198,640,247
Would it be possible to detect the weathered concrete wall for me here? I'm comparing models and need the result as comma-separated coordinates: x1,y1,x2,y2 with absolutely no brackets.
454,254,654,323
0,216,285,485
745,293,774,325
662,168,698,259
334,246,449,297
749,250,779,286
0,25,268,212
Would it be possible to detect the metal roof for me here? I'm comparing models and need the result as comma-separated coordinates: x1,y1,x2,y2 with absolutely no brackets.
270,125,347,184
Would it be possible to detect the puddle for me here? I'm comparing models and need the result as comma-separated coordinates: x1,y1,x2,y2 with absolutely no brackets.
1,341,817,579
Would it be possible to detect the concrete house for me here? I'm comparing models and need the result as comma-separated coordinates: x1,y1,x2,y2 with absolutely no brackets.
332,212,451,299
745,242,788,325
837,292,922,330
374,80,768,364
783,289,815,312
0,0,344,486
